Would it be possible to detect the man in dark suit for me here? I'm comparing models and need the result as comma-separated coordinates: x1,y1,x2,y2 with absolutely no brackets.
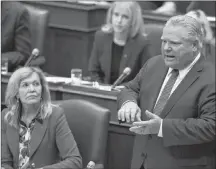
1,1,31,72
117,15,215,169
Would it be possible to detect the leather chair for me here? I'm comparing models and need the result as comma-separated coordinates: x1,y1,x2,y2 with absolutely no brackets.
145,23,164,56
23,4,49,68
53,99,111,169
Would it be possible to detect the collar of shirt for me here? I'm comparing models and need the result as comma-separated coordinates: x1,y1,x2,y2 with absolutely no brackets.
167,53,201,79
20,111,43,126
35,114,43,124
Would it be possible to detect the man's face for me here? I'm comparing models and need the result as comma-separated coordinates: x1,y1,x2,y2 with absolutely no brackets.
161,25,197,70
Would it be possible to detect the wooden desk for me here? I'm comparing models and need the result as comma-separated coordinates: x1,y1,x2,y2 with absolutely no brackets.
1,74,135,169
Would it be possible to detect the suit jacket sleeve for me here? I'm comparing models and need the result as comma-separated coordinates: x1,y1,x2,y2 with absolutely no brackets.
88,31,104,83
2,6,31,70
117,60,150,109
162,82,216,147
1,109,14,169
43,110,82,169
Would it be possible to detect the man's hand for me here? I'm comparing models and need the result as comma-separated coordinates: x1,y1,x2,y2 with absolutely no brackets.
129,110,162,135
118,101,141,123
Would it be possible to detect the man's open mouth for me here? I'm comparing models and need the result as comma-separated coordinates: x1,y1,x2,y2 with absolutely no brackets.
165,55,175,58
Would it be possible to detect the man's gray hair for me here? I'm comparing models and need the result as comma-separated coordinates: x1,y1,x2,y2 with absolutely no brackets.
165,15,204,48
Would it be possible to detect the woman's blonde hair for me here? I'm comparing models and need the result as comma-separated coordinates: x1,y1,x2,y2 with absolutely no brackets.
4,67,53,128
186,10,215,45
102,1,146,38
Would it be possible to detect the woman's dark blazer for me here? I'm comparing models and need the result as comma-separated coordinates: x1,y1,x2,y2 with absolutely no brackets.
1,105,82,169
88,30,152,84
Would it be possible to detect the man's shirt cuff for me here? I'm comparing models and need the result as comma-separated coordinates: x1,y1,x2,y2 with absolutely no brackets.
158,119,163,137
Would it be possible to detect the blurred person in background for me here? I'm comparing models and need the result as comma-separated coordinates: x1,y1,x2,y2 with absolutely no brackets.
152,1,177,15
186,1,216,17
1,67,82,169
141,1,215,17
1,1,31,72
88,1,152,85
186,10,215,64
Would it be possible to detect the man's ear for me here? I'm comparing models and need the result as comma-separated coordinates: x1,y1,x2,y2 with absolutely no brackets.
192,40,200,52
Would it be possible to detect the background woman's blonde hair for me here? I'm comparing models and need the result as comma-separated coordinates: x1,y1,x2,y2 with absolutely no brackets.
186,10,215,45
102,1,146,38
4,67,53,128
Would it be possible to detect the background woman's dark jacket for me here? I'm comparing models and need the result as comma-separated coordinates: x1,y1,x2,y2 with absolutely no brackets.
88,30,152,84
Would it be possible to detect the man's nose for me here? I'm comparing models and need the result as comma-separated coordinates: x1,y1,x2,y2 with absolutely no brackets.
164,42,172,52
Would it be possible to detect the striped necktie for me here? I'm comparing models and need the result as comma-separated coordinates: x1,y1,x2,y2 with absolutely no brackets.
154,69,179,115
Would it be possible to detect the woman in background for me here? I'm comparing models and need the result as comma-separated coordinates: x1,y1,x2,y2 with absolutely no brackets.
1,67,82,169
88,1,152,84
186,10,215,64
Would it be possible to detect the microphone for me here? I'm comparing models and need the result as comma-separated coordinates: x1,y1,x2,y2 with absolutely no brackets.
111,67,131,90
24,48,40,66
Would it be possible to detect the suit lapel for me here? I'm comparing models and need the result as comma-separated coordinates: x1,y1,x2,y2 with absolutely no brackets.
29,118,49,158
7,125,19,165
160,57,204,118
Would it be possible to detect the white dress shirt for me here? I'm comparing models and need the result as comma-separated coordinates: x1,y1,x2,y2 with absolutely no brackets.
158,53,201,137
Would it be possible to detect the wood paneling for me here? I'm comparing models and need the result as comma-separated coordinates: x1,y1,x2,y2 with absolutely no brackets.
107,122,135,169
44,28,95,76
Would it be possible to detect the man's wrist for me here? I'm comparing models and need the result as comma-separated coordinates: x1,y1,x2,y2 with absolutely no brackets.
121,100,137,107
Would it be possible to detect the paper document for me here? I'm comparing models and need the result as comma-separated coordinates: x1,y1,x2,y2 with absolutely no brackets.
46,76,71,84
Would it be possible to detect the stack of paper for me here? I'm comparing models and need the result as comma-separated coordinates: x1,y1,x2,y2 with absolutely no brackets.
46,76,71,84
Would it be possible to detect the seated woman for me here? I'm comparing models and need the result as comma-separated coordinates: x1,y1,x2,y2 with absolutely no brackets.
88,1,152,84
1,67,82,169
186,10,215,64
